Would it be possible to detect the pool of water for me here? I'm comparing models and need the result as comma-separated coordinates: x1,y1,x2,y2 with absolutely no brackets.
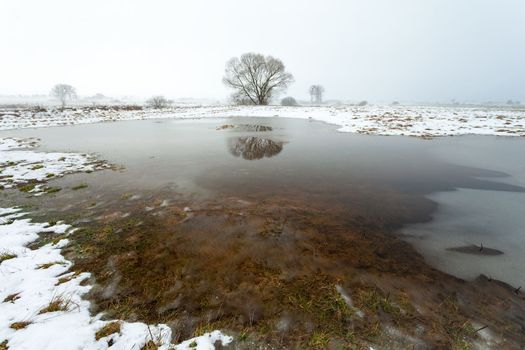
2,117,525,287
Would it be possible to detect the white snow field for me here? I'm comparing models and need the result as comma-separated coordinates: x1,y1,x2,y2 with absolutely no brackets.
0,208,232,350
1,104,524,137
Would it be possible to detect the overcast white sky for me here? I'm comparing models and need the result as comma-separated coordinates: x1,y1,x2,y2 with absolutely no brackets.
1,0,524,102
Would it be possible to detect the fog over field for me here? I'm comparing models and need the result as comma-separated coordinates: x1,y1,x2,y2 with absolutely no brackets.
2,2,525,350
1,0,524,103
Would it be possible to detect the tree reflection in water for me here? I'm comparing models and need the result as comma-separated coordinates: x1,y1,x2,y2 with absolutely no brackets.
228,136,284,160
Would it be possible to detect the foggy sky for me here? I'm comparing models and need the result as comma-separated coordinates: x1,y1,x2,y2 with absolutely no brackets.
1,0,524,102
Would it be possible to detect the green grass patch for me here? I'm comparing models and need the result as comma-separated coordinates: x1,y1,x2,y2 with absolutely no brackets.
44,186,62,194
18,183,36,192
72,183,88,190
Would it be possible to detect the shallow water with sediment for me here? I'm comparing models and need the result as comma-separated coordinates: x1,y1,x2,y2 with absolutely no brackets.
2,117,525,348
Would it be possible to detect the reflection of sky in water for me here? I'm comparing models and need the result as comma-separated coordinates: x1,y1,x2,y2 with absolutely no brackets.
2,117,525,286
403,189,525,287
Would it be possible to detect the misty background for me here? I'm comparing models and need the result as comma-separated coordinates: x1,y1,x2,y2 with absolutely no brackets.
1,0,524,103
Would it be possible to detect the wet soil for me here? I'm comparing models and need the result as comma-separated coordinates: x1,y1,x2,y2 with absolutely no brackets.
14,184,524,349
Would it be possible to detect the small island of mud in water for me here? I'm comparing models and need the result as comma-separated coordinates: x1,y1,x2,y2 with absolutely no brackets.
2,118,525,349
447,245,504,256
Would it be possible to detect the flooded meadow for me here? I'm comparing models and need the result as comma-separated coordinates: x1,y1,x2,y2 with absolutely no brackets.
2,117,525,349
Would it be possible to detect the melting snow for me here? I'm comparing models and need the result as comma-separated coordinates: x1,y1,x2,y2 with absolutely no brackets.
0,138,108,194
0,105,524,137
0,209,232,350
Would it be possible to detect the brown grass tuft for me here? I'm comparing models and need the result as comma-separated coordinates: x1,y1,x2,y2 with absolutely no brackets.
0,252,16,264
37,261,66,269
10,322,31,330
38,295,72,314
95,322,121,340
3,293,20,303
141,340,158,350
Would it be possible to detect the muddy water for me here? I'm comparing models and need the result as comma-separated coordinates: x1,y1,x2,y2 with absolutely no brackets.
2,117,525,348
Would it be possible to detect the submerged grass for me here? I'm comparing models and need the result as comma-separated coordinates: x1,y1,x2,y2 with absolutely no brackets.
57,194,524,349
18,184,36,192
72,183,88,190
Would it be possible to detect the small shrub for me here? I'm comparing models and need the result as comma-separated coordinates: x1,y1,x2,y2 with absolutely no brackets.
281,96,298,106
146,96,171,109
357,100,368,106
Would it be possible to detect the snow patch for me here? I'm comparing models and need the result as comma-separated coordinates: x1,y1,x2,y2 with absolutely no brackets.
0,137,108,194
1,105,524,137
0,209,232,350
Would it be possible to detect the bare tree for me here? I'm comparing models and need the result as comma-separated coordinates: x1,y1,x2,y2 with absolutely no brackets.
51,84,76,108
308,85,325,104
223,53,294,105
146,96,171,109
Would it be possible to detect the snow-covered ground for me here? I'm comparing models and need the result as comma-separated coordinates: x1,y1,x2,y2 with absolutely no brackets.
0,208,232,350
0,138,109,195
1,105,524,137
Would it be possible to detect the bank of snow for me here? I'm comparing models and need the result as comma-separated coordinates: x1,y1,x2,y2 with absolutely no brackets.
1,105,524,137
0,208,232,350
0,137,108,194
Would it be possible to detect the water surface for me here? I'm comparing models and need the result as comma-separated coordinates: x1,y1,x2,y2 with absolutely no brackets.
2,117,525,287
